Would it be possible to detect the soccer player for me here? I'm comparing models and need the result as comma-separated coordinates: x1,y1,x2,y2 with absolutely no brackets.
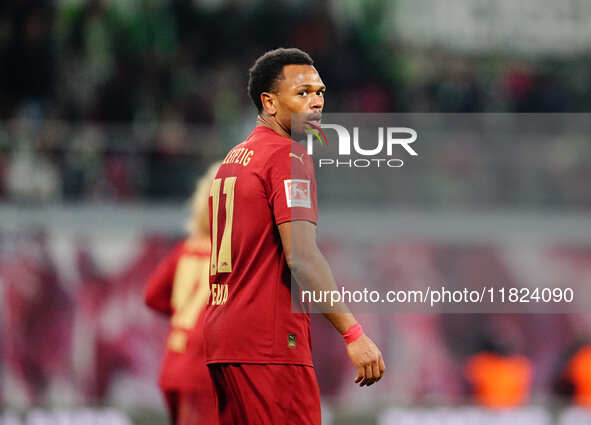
203,48,386,424
145,162,220,425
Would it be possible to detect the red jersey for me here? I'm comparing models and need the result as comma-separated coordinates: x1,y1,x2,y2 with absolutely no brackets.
203,126,318,366
145,239,213,392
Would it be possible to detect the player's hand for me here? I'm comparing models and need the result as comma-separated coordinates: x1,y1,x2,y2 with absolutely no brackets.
345,334,386,387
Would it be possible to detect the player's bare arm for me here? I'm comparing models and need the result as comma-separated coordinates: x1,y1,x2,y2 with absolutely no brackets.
278,220,386,386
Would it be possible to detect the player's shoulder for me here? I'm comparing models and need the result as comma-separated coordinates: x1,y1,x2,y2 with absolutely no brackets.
183,236,210,257
246,126,293,153
158,239,189,266
219,127,310,172
250,128,308,160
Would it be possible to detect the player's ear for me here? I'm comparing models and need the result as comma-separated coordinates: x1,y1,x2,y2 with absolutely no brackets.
260,92,278,115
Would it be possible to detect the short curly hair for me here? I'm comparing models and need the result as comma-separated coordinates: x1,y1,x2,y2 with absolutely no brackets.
248,48,314,113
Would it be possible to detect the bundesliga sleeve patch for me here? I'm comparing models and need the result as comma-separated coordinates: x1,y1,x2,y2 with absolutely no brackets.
284,179,311,208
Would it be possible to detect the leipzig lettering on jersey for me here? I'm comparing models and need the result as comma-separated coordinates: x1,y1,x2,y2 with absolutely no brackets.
221,147,255,166
203,126,318,366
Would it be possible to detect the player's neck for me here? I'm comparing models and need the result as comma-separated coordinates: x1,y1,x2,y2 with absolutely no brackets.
186,233,210,251
256,115,290,138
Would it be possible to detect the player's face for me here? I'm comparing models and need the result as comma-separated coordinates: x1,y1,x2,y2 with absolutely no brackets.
274,64,325,135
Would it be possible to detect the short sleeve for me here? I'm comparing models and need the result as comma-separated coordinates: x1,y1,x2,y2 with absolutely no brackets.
144,241,185,315
267,144,318,225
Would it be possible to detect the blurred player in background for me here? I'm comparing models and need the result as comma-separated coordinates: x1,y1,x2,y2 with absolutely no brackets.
203,48,385,425
145,162,220,425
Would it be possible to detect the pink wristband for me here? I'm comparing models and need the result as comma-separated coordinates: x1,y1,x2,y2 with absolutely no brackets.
342,323,363,344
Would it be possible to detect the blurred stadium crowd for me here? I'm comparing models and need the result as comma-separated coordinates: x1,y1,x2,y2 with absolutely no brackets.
1,0,591,204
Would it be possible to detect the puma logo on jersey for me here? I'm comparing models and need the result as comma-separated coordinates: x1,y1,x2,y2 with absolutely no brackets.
289,152,304,164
